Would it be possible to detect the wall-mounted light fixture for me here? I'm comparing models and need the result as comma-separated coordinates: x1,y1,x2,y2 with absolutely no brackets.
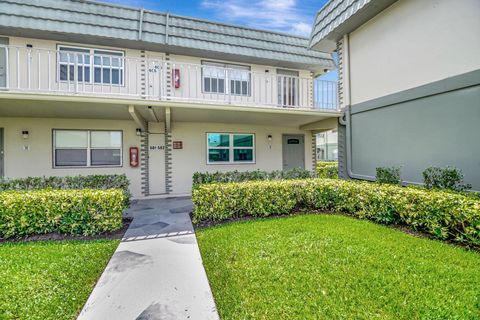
267,134,272,142
136,128,142,136
22,130,29,139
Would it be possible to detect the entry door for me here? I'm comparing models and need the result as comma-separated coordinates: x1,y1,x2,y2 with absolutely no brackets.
282,134,305,170
148,133,166,195
0,128,4,178
0,37,8,88
277,69,299,107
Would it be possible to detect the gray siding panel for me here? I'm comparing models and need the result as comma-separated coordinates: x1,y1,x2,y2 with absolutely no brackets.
346,71,480,190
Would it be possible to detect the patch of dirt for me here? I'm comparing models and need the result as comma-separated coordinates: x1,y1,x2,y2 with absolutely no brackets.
0,218,132,243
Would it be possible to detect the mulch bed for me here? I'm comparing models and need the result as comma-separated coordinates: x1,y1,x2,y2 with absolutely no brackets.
0,217,132,243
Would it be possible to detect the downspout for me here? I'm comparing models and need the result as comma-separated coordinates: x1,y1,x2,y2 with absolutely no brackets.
341,34,420,185
342,33,375,181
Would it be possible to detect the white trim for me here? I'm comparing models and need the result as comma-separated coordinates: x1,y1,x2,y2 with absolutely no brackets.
206,132,255,164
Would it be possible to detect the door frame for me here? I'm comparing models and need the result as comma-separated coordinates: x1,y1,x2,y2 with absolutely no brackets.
282,133,305,170
0,37,9,88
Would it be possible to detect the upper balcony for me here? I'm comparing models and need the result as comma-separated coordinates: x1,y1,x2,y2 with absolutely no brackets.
0,45,338,111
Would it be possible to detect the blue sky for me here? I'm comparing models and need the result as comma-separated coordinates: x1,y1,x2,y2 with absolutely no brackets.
99,0,328,37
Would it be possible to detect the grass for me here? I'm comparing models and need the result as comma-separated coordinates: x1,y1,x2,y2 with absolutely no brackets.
197,214,480,320
0,239,119,320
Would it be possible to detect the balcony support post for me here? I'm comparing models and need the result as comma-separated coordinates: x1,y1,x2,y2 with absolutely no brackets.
128,105,147,132
165,107,171,133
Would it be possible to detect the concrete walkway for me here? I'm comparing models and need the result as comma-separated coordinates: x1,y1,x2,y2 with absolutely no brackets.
78,197,219,320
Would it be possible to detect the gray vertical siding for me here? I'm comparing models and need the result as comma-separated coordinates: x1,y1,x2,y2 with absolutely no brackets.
342,70,480,190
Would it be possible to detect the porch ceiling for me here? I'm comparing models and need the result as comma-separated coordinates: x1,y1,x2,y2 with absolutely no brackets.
167,106,337,127
0,98,339,128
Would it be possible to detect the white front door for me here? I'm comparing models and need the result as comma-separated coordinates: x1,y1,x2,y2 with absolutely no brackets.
148,133,166,194
282,134,305,170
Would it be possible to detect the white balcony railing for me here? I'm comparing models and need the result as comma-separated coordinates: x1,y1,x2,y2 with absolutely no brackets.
0,45,338,110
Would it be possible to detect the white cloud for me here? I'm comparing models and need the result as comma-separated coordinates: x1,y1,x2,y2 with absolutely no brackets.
201,0,313,36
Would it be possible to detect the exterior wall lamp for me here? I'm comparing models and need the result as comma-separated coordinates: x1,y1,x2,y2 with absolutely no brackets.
136,128,142,136
267,134,272,141
22,130,29,139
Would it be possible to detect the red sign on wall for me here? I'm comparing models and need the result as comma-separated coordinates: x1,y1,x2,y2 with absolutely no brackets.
173,141,183,149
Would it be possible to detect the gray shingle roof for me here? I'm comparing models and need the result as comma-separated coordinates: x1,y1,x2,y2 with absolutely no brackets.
0,0,335,71
309,0,397,51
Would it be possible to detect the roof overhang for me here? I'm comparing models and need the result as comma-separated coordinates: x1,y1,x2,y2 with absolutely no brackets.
309,0,398,52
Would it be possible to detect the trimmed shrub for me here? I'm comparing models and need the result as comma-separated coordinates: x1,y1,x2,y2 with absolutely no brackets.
316,161,338,179
0,174,131,205
423,166,471,192
0,189,126,239
192,179,480,246
376,166,401,185
192,168,313,187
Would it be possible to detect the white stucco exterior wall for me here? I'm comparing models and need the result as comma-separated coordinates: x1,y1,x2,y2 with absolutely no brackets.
0,117,144,197
0,117,315,197
348,0,480,104
170,122,314,194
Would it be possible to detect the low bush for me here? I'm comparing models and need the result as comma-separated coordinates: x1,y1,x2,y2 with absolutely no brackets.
423,166,471,192
316,161,338,179
192,179,480,246
0,189,126,239
0,174,131,205
192,168,313,186
376,166,401,185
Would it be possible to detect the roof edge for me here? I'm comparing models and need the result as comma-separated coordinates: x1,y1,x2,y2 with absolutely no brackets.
309,0,398,51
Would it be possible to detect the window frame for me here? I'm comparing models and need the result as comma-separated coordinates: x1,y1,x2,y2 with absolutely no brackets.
56,45,125,86
206,132,255,165
52,129,123,168
201,60,251,97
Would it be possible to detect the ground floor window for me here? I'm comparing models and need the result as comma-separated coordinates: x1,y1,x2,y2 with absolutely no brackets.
53,130,122,167
207,133,255,164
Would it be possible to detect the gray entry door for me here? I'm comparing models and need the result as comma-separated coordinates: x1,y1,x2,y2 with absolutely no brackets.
282,134,305,170
0,128,4,178
0,37,8,88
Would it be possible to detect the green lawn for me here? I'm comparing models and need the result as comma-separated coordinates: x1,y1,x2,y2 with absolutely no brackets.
0,240,119,320
197,214,480,320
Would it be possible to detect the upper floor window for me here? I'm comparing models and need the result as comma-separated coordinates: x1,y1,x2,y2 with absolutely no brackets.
58,46,124,85
202,61,250,96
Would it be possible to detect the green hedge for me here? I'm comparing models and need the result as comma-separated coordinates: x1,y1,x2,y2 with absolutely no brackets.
192,179,480,246
192,168,314,186
0,174,131,205
0,189,126,239
316,161,338,179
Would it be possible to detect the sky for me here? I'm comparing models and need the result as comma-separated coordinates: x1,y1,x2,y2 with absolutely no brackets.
99,0,329,37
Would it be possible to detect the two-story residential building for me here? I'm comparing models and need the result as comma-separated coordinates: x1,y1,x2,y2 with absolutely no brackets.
0,0,340,197
310,0,480,190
